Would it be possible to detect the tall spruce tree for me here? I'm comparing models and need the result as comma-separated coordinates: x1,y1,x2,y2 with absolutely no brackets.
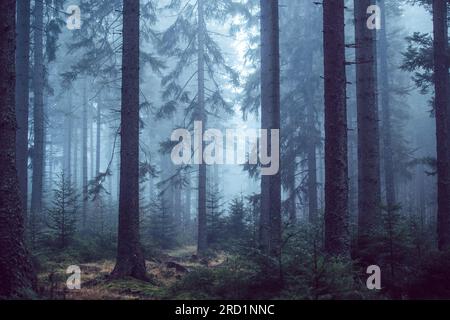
0,0,36,298
431,0,450,250
378,0,397,214
30,0,46,244
354,0,381,251
401,0,450,250
259,0,281,257
16,0,31,214
46,173,79,249
158,0,240,255
323,0,350,257
280,1,322,225
111,0,148,280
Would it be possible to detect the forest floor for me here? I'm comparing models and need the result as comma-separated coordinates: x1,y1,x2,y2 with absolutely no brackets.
37,246,228,300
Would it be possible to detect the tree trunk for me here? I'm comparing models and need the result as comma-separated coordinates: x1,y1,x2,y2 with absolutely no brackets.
148,174,153,202
111,0,147,280
185,172,191,235
378,0,397,214
196,0,208,256
318,147,325,209
0,0,36,298
90,107,94,179
15,0,31,215
307,136,318,224
161,155,174,216
73,120,78,190
354,0,381,249
304,2,318,225
348,110,358,225
96,100,101,175
214,165,219,186
323,0,350,257
259,0,281,257
432,0,450,250
287,167,296,224
94,98,102,233
47,132,53,192
82,83,88,230
174,183,182,232
64,93,73,185
30,0,45,244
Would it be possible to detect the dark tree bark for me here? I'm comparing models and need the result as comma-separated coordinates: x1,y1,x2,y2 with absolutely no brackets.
111,0,147,280
378,0,397,215
196,0,208,256
354,0,381,249
304,2,319,225
15,0,31,214
30,0,45,243
323,0,350,257
0,0,36,298
432,0,450,250
259,0,281,257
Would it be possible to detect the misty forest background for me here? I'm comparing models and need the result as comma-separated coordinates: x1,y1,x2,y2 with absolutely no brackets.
1,0,450,300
